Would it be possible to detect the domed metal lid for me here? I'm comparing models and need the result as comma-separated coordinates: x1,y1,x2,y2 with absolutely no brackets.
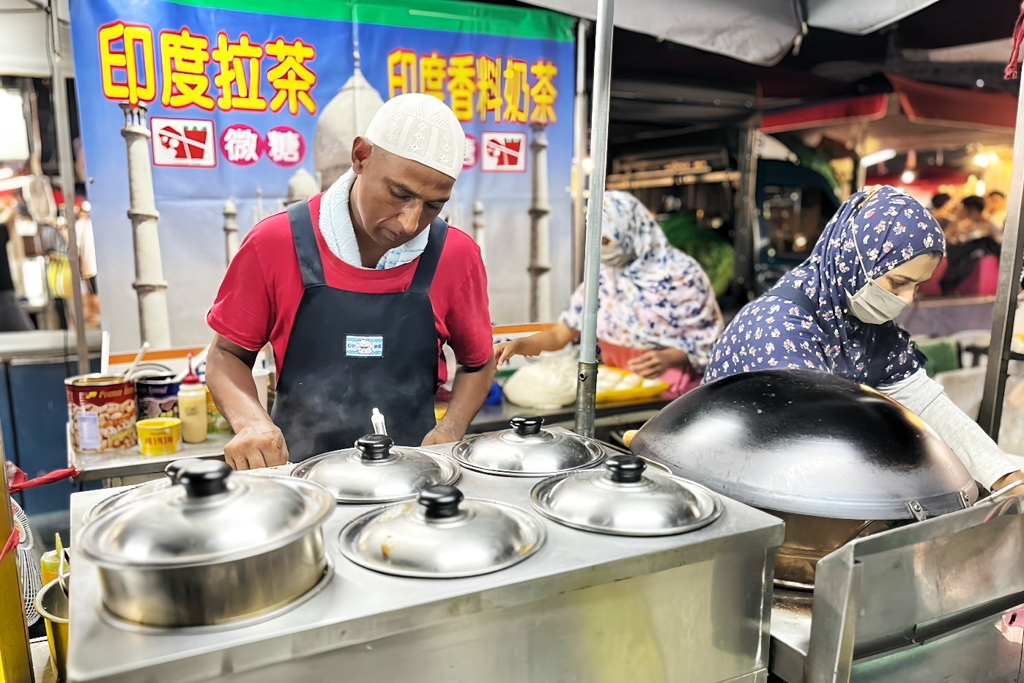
451,417,605,477
531,455,723,536
82,474,173,526
292,434,461,503
81,460,335,568
631,370,978,521
339,485,545,578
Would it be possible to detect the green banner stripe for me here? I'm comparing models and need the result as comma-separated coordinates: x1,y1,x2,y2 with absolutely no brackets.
166,0,576,42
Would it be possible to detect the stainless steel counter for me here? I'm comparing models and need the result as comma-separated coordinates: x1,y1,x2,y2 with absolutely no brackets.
68,399,663,486
69,431,232,484
468,398,667,433
0,330,101,361
68,445,783,683
769,492,1024,683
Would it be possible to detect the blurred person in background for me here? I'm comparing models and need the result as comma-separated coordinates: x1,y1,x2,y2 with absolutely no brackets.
929,193,953,230
0,199,34,331
495,191,724,399
949,195,1000,245
986,190,1008,229
939,195,1000,296
41,200,99,330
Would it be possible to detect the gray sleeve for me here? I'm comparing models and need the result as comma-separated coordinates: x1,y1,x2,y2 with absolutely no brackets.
879,370,1019,489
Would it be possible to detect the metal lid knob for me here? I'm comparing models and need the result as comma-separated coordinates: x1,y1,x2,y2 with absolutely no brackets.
163,460,184,481
356,434,395,461
173,460,231,498
606,455,646,484
510,416,544,436
418,485,464,519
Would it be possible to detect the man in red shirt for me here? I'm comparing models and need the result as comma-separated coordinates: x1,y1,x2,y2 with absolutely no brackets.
207,94,496,469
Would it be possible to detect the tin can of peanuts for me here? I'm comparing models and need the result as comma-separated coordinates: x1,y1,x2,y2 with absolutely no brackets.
66,374,138,452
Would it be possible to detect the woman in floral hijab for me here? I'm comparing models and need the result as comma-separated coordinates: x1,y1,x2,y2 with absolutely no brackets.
704,185,1024,492
705,185,943,386
496,191,723,398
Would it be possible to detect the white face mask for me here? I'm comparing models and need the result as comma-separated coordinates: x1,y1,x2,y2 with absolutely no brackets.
847,277,908,324
600,241,632,268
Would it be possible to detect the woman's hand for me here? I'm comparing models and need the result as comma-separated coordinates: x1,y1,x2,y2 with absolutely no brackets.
494,325,581,367
990,470,1024,494
628,349,690,379
494,339,531,367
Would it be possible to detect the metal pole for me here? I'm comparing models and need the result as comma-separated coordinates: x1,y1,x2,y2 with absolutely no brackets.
50,7,90,374
528,125,552,322
572,20,590,289
223,199,239,266
979,90,1024,436
733,121,760,299
573,0,614,438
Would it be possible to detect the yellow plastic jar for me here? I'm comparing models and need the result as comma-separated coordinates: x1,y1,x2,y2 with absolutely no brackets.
137,418,182,456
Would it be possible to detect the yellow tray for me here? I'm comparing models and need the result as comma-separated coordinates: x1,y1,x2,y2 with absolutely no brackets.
595,366,668,404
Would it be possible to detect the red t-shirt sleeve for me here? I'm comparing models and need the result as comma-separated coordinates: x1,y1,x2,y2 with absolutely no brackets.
206,227,275,352
443,233,493,368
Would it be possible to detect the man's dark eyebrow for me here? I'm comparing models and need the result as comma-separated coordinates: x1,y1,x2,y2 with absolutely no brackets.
386,179,419,198
386,178,450,204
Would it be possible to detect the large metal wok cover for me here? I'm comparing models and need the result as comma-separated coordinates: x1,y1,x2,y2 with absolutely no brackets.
630,371,978,521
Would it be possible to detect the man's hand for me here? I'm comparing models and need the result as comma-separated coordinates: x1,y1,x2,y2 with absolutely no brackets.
628,349,689,379
421,419,465,447
224,419,289,470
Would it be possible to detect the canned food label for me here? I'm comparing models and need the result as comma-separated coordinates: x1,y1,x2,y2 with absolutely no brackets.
345,335,384,358
77,412,100,451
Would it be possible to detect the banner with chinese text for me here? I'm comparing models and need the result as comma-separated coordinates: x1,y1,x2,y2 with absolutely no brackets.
70,0,576,351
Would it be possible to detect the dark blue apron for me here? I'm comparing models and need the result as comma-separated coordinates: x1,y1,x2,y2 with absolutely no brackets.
271,199,445,460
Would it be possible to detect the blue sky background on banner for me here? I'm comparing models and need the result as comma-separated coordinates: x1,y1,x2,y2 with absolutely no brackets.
70,0,575,351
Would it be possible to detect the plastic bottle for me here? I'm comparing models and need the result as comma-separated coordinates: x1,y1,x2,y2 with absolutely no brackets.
40,549,60,586
178,353,208,444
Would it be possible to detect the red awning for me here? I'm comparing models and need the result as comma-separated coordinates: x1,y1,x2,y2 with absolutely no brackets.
888,74,1017,130
761,94,890,134
866,165,971,193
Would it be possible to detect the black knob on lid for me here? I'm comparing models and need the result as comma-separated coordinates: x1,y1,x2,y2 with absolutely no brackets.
419,485,464,519
356,434,395,461
164,459,185,481
606,455,646,484
174,460,231,498
510,416,544,436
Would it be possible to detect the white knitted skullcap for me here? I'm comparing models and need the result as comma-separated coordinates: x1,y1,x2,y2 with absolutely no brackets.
364,93,466,180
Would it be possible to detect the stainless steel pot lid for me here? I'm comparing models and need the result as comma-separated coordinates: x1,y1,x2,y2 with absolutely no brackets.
339,485,545,578
83,476,172,526
81,460,335,568
530,455,723,537
292,434,461,503
451,417,605,477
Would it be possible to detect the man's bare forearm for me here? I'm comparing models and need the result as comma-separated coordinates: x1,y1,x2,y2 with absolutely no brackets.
206,335,272,430
440,356,497,436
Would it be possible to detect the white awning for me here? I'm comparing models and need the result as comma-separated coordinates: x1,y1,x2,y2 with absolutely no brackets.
521,0,940,66
0,0,72,77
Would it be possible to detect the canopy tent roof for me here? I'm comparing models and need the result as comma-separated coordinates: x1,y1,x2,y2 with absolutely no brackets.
520,0,942,66
0,0,71,78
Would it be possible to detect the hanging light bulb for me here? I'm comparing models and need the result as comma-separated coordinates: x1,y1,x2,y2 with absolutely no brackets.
901,170,916,184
